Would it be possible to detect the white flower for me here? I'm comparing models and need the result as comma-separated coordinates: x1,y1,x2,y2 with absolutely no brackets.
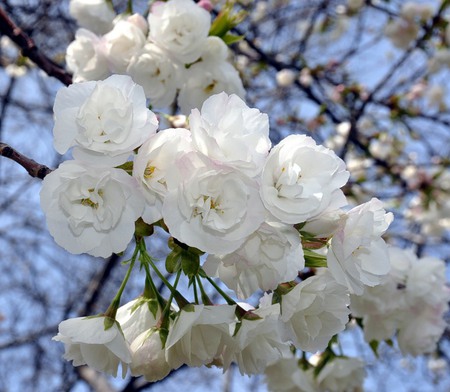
178,37,246,114
204,222,304,299
165,304,236,368
40,161,144,257
66,29,110,83
384,19,418,49
116,298,160,344
223,300,290,375
276,69,296,87
53,74,158,166
103,18,147,73
133,128,194,224
406,255,448,307
398,304,449,356
327,198,393,295
129,328,172,381
260,134,349,224
281,271,350,352
53,316,132,378
162,151,266,255
316,357,365,392
188,92,270,177
148,0,211,64
265,358,317,392
127,43,180,108
69,0,115,35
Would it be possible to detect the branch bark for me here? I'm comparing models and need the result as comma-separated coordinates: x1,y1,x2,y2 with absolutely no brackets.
0,142,52,179
0,7,73,86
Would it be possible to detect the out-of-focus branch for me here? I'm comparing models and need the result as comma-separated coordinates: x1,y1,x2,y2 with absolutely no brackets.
0,7,72,86
77,366,116,392
0,142,52,179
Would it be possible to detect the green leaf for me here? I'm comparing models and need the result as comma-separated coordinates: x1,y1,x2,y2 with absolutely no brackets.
165,248,182,273
304,249,328,268
222,33,244,45
181,250,200,278
209,3,247,42
369,340,380,358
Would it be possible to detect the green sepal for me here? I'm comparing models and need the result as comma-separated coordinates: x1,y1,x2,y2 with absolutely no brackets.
222,33,244,45
369,340,380,358
166,248,182,273
209,2,247,43
135,218,154,239
116,161,134,175
181,303,196,313
181,249,200,278
103,316,116,331
159,326,169,348
304,249,327,268
148,299,160,318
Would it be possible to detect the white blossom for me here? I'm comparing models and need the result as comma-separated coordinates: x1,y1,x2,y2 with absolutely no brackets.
103,18,147,74
133,128,194,224
148,0,211,64
40,161,144,257
178,38,245,114
260,134,349,224
204,222,304,299
398,305,449,356
162,151,266,255
53,74,158,166
265,358,317,392
116,298,160,344
69,0,115,35
327,198,393,295
53,316,132,378
281,271,350,352
223,300,290,375
384,19,418,49
66,29,110,83
316,357,365,392
188,92,270,177
127,43,181,108
165,304,236,368
129,328,171,381
276,69,296,87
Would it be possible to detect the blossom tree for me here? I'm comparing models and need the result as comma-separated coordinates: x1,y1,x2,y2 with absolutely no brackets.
0,1,449,391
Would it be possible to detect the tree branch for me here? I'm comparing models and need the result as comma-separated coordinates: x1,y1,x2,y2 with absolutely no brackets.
0,142,52,179
0,6,72,86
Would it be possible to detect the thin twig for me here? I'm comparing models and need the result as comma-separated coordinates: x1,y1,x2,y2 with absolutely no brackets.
0,7,72,86
0,142,52,179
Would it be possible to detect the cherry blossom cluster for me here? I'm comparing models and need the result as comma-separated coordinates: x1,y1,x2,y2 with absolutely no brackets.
41,71,397,386
67,0,245,114
37,1,450,390
351,246,450,356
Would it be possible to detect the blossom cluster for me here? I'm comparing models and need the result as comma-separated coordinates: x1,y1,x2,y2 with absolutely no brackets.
350,246,450,356
39,0,450,389
67,0,245,113
43,71,397,386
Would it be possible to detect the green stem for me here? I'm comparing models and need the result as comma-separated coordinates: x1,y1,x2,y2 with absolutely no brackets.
104,245,139,319
138,239,189,308
142,261,166,310
196,276,213,305
203,273,235,306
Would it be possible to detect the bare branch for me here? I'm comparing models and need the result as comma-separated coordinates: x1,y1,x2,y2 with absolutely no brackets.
0,6,73,86
0,142,52,179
